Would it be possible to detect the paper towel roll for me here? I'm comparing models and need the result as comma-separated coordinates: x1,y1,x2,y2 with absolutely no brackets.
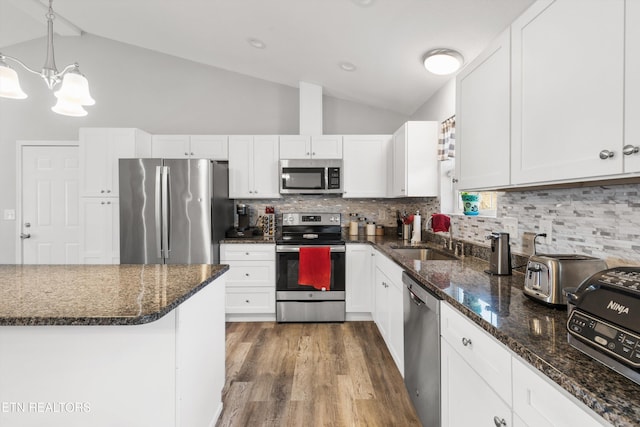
411,213,421,243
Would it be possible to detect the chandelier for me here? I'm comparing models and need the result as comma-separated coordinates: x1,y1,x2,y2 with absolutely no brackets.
0,0,94,117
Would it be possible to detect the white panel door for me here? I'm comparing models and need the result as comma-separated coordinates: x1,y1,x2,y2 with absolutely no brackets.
21,145,80,264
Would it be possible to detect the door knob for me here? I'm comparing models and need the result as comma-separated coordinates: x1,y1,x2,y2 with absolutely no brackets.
20,233,31,239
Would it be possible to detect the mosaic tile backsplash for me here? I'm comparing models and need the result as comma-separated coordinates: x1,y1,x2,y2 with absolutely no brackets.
238,182,640,267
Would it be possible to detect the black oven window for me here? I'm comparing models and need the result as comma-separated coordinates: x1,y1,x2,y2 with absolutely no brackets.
277,251,345,291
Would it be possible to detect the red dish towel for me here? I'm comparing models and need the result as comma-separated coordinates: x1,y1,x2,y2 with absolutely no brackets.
431,213,451,233
298,247,331,291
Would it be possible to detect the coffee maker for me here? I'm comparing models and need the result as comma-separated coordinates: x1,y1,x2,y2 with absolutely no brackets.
225,204,260,238
237,204,250,231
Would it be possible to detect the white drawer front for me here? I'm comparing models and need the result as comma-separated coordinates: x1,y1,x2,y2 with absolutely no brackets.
512,357,608,427
220,243,275,261
225,287,275,314
440,302,512,405
225,261,274,286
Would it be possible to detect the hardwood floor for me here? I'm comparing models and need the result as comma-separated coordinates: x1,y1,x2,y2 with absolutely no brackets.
216,321,421,427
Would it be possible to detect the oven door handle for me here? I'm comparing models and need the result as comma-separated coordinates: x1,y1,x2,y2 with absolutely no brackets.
276,245,346,253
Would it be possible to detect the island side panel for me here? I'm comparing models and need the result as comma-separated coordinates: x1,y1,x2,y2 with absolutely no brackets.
176,274,226,426
0,313,177,426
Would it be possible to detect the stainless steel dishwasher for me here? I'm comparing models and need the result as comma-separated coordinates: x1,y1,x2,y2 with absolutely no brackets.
403,271,441,427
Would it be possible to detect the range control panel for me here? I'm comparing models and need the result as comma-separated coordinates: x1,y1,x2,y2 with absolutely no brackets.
568,309,640,368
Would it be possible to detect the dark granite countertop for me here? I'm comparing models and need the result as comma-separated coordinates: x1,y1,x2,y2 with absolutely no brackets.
0,264,228,326
345,234,639,427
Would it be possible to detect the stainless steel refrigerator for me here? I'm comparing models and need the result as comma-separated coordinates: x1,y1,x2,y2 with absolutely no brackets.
119,159,232,264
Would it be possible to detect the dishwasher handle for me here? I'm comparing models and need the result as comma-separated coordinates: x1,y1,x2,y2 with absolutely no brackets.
408,288,425,307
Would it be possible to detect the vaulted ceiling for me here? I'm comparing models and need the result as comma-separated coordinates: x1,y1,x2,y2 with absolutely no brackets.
0,0,535,115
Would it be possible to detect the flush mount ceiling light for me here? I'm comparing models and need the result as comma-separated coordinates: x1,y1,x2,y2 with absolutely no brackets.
0,0,94,117
423,49,464,75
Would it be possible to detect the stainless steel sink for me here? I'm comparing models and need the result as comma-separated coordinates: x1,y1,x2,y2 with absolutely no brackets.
391,248,457,261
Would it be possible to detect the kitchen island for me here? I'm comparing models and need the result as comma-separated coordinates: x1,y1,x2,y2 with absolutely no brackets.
0,264,228,427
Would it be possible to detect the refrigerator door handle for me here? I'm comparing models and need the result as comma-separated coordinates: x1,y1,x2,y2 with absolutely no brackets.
163,166,171,258
155,166,163,259
162,166,171,259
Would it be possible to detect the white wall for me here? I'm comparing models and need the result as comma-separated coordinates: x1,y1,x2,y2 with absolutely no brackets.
0,34,408,264
409,78,457,213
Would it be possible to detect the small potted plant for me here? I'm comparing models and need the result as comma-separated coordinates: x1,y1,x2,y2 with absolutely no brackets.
461,192,480,216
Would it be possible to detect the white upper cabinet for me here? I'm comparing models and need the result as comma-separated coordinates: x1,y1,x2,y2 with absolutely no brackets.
342,135,391,198
391,121,438,197
624,1,640,173
80,128,151,197
456,28,511,190
228,135,280,199
511,0,625,184
279,135,343,159
151,135,228,160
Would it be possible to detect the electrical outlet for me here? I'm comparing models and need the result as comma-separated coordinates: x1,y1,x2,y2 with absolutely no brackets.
378,209,386,221
3,209,15,220
539,219,553,245
503,217,518,238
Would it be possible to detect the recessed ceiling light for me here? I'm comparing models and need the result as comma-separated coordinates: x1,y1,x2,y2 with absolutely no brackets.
351,0,375,6
423,49,464,75
247,38,266,49
339,62,357,72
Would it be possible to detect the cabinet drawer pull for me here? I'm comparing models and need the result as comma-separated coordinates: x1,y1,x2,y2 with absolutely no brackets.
462,337,472,346
493,416,507,427
599,149,614,159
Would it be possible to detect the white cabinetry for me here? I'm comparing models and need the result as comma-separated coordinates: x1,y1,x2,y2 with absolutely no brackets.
391,121,438,197
79,128,151,264
342,135,391,198
228,135,280,199
79,128,151,197
279,135,342,159
511,0,625,184
624,1,640,173
456,29,511,190
220,244,276,321
512,357,607,427
373,249,404,375
151,135,228,160
345,244,374,318
79,198,119,264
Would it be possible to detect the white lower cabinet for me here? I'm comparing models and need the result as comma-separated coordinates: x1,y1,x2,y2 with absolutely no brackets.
345,244,374,317
220,244,275,321
441,302,611,427
441,339,512,427
79,198,119,264
512,357,609,427
373,249,404,375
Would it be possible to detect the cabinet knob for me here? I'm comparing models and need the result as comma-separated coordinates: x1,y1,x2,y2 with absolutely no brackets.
306,152,310,156
312,152,316,156
106,190,111,193
185,152,189,156
101,190,105,193
245,299,250,303
461,337,472,346
101,201,105,205
599,150,614,159
245,252,250,256
190,152,194,156
107,201,111,205
623,145,640,156
245,273,250,277
493,416,507,427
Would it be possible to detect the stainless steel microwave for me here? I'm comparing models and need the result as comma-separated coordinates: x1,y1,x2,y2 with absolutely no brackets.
279,159,343,194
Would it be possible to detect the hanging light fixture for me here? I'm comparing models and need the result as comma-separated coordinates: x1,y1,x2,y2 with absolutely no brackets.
423,49,464,76
0,0,94,117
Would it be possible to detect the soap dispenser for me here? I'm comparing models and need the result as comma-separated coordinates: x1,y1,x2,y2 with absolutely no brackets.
484,232,512,275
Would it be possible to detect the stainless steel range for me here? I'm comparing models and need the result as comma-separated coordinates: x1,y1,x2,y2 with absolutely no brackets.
276,212,345,322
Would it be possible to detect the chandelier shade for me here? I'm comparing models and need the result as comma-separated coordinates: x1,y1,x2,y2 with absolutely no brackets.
0,0,93,117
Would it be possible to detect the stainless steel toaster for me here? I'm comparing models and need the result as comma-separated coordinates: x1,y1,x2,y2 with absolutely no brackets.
523,254,607,306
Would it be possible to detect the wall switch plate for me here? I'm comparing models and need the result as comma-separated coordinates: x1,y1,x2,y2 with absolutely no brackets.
539,219,553,245
503,217,518,238
3,209,15,220
378,209,386,221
